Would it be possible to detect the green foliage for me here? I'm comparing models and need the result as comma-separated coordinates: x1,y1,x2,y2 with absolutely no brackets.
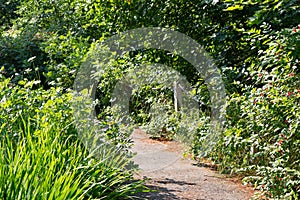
1,0,300,198
0,0,19,30
0,78,145,199
0,29,48,87
209,23,300,199
42,32,90,88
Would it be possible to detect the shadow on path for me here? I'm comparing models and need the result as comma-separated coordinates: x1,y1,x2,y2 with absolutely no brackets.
131,129,254,200
156,178,196,186
134,184,180,200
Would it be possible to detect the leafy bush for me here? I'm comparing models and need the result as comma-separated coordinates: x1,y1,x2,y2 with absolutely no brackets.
0,30,48,87
0,0,19,30
207,24,300,199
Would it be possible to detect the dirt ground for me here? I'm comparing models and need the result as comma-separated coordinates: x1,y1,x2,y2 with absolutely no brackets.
130,128,255,200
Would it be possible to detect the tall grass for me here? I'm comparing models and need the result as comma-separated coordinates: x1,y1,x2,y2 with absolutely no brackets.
0,79,145,199
0,117,144,199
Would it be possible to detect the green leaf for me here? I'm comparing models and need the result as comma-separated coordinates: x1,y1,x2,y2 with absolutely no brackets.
18,80,26,85
225,5,244,11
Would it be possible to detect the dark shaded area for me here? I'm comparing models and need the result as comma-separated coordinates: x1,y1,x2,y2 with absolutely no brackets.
0,0,20,29
156,178,196,186
133,183,180,200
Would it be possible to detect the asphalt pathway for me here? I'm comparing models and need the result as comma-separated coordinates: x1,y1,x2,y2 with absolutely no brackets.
131,128,254,200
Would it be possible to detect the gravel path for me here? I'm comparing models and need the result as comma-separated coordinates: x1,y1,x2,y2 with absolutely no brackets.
131,129,254,200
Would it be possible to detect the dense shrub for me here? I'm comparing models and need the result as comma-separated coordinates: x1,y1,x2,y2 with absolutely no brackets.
0,0,20,30
0,30,49,87
208,23,300,199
